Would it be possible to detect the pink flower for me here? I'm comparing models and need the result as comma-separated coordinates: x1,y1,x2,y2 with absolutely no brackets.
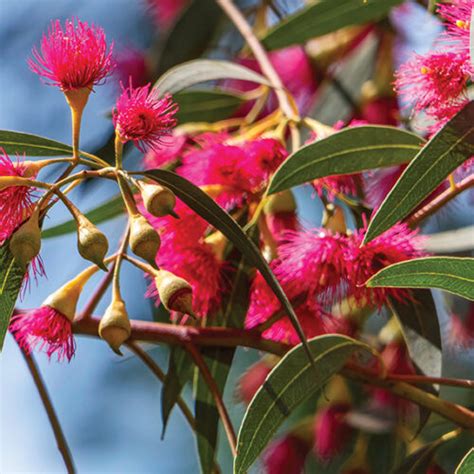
395,51,472,121
143,201,222,317
146,0,188,30
9,307,75,362
28,18,114,91
274,229,349,307
113,82,178,152
347,223,427,307
0,150,35,245
236,359,273,405
143,133,187,169
266,212,298,240
113,47,149,89
354,96,400,126
224,46,318,117
314,404,352,461
438,0,473,56
448,304,474,348
263,434,309,474
245,272,348,344
178,136,287,208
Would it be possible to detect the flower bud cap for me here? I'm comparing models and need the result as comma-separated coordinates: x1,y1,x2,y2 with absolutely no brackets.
129,214,161,266
99,298,131,354
9,208,41,269
139,182,177,217
154,269,194,315
77,215,109,270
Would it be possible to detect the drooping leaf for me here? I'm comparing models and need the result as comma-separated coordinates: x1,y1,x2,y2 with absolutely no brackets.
392,441,442,474
195,249,251,474
367,257,474,301
0,130,73,157
456,448,474,474
161,347,194,438
268,126,423,194
156,0,222,77
42,194,125,238
174,90,243,124
364,102,474,243
154,59,269,96
0,241,26,350
139,169,312,364
234,335,373,474
262,0,404,50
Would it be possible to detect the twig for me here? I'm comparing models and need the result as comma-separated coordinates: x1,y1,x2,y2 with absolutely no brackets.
407,174,474,227
19,348,76,474
216,0,297,120
126,341,196,432
185,343,237,457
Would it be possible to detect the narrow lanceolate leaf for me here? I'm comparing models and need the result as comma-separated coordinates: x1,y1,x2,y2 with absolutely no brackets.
0,130,73,156
456,448,474,474
154,59,269,96
174,90,243,124
161,347,194,438
262,0,403,50
0,241,26,350
195,251,251,474
140,169,313,364
367,257,474,301
364,102,474,243
42,194,125,238
234,335,373,474
268,126,423,194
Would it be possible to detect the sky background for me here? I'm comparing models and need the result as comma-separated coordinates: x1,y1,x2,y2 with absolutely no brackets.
0,1,472,473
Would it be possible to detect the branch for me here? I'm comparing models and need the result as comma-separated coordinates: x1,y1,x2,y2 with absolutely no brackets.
215,0,297,120
19,347,76,474
407,174,474,227
126,341,196,432
186,343,237,457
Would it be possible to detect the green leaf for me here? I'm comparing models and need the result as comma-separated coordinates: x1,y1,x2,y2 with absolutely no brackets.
195,248,251,474
161,347,194,438
156,0,222,77
0,130,73,157
364,102,474,243
234,335,373,474
42,194,125,238
367,257,474,301
0,241,26,350
262,0,403,50
268,126,423,194
155,59,269,96
392,439,445,474
174,90,243,124
139,169,313,365
456,448,474,474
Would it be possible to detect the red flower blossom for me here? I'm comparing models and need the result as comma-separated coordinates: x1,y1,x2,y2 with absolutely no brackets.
314,404,352,461
395,51,472,121
347,223,427,307
9,307,75,362
113,82,178,152
274,229,349,307
113,46,149,89
438,0,473,56
143,133,187,169
28,18,114,91
178,136,287,208
236,359,273,405
0,150,35,245
448,304,474,348
263,434,310,474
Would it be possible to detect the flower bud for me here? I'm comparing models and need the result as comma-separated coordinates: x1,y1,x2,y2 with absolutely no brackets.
99,297,131,354
129,214,161,265
154,269,194,315
9,208,41,269
264,190,296,215
139,182,177,217
77,215,109,270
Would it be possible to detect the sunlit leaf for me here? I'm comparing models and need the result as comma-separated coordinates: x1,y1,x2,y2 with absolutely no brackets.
0,130,72,157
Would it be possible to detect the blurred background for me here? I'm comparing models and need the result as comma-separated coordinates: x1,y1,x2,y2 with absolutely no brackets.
0,1,472,473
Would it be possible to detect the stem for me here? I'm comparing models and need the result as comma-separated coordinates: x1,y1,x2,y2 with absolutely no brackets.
407,174,474,226
185,343,237,457
386,373,474,389
19,348,76,474
216,0,297,120
126,341,196,432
